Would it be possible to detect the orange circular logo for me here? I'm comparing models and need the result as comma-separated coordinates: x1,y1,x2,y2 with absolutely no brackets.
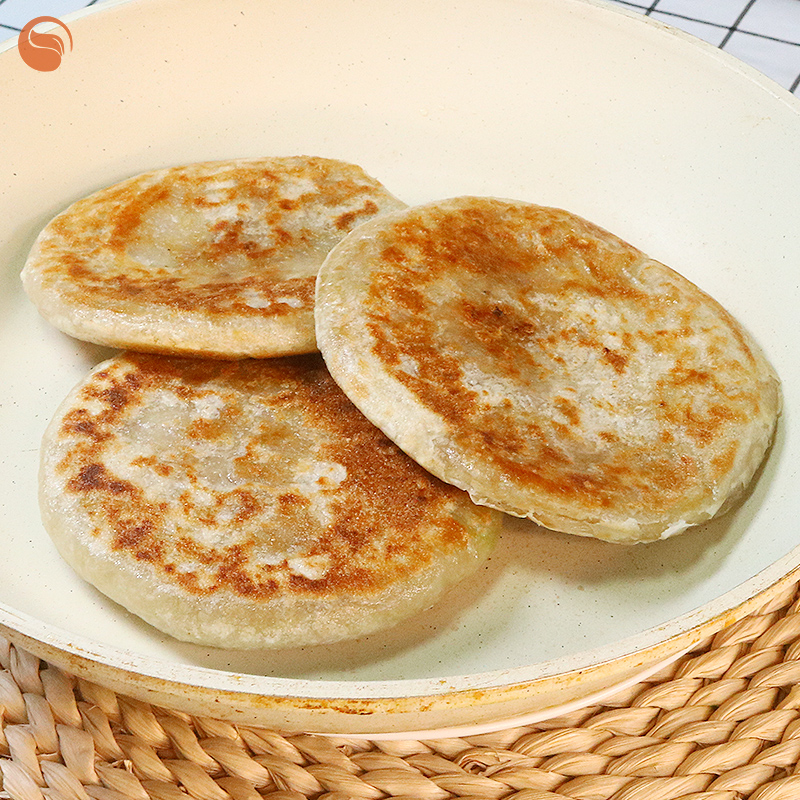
18,16,73,72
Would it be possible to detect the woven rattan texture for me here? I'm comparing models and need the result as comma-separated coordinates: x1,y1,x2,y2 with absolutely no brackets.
2,579,800,800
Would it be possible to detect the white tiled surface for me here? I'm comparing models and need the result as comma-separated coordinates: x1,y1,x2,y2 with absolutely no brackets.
616,0,800,92
0,0,99,31
2,0,799,94
646,0,757,27
739,0,800,43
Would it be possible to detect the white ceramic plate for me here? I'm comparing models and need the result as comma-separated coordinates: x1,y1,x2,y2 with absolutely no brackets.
1,0,799,737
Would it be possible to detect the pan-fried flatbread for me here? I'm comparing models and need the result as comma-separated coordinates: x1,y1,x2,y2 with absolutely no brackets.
39,352,500,648
22,156,405,358
315,197,781,544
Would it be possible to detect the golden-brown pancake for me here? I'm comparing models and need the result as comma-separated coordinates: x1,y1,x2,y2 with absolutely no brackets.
21,156,405,358
315,196,781,544
39,352,500,648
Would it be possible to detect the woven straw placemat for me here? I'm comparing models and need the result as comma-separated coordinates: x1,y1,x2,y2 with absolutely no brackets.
2,576,800,800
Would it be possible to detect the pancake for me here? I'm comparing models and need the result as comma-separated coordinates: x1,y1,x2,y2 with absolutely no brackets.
39,352,500,649
315,196,781,544
21,156,405,358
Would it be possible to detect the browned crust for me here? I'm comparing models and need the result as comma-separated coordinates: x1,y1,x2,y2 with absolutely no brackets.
41,161,382,316
50,353,493,601
316,197,780,540
22,157,405,357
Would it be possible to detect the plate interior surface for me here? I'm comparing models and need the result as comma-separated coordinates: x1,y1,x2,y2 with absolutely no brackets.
0,0,798,728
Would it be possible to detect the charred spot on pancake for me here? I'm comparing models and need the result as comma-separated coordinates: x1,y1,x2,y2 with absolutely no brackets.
67,463,134,495
112,520,163,563
334,199,380,231
601,347,628,374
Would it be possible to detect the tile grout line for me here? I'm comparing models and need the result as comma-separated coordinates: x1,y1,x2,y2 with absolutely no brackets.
652,9,800,48
719,0,759,48
731,26,800,48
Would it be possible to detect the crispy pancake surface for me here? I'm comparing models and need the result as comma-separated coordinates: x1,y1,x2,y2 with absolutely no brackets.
22,156,405,358
316,197,781,544
40,353,500,648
